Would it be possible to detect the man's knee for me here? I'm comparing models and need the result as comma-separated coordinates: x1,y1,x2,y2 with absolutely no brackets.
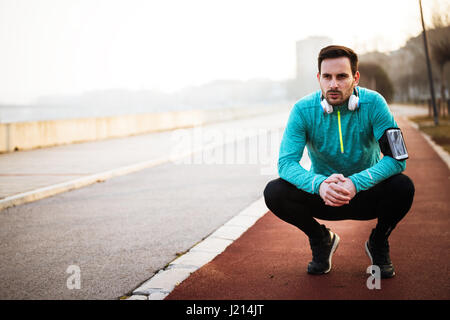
263,178,289,210
383,174,415,211
388,174,415,198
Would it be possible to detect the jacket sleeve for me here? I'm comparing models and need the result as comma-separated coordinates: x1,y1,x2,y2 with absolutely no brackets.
278,104,327,194
349,94,406,192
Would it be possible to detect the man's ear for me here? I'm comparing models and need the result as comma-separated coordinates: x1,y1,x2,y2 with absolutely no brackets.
317,72,321,82
354,71,360,85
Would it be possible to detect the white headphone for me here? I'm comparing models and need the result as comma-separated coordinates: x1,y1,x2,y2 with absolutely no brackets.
320,88,360,114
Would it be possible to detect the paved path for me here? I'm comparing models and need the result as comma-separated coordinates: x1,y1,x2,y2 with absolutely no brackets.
165,107,450,300
2,103,443,300
0,110,288,299
0,110,289,208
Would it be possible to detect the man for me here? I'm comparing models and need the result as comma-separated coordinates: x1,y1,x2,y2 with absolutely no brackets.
263,45,415,278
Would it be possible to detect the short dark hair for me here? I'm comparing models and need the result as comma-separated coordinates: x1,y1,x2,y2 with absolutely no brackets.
318,45,358,75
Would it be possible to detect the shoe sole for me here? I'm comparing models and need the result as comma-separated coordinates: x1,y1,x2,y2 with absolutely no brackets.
325,232,340,274
365,241,395,278
308,232,340,275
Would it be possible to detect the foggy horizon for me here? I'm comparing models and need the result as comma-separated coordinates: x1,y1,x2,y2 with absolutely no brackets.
1,0,440,106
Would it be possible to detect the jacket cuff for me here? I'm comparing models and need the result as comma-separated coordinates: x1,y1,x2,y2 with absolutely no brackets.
349,175,361,193
312,175,328,194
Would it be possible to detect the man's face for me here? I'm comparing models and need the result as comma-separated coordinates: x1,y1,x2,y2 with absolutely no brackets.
317,57,360,106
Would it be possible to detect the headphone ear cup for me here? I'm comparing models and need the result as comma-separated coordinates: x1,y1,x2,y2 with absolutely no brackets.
348,94,359,111
321,99,333,113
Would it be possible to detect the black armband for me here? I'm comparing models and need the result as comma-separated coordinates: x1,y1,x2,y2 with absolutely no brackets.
378,128,409,160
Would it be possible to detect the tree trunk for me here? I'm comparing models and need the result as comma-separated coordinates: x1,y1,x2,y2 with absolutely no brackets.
441,64,450,117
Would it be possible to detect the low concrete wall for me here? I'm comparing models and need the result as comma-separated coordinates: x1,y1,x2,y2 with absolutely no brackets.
0,103,290,153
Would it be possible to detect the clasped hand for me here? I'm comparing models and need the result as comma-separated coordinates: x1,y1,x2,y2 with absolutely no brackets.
319,174,356,207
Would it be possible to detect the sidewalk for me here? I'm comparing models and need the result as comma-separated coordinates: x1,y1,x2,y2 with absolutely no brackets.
0,111,288,210
165,115,450,300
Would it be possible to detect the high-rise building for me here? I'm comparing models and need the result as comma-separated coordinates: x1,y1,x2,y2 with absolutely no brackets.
296,36,333,95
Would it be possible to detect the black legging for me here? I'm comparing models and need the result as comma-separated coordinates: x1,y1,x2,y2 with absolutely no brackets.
263,174,415,240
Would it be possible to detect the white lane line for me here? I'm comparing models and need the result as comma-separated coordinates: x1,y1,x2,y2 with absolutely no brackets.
0,156,169,211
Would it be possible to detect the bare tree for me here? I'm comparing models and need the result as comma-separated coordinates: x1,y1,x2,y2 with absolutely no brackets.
430,0,450,29
359,62,394,102
430,26,450,103
428,0,450,114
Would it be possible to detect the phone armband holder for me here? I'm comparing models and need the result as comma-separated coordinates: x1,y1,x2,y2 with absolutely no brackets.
378,128,408,160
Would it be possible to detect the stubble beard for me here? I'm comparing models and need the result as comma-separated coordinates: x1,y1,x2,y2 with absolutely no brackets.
324,87,353,107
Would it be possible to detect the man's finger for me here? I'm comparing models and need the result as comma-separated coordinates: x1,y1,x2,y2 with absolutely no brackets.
331,174,346,182
329,183,351,196
325,190,350,204
324,177,339,184
327,193,350,205
325,174,346,183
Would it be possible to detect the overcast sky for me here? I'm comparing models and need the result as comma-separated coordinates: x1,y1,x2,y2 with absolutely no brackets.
0,0,446,105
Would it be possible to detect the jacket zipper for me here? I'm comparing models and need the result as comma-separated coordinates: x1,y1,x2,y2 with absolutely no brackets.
337,110,344,153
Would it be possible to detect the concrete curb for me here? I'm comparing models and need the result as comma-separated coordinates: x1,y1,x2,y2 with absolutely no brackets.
126,197,268,300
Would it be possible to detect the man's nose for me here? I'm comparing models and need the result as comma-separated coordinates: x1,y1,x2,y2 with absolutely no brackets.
329,78,338,88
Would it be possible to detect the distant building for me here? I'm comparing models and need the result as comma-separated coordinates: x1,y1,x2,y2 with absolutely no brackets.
296,36,333,95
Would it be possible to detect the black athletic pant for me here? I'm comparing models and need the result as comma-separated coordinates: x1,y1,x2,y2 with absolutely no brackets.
263,174,415,241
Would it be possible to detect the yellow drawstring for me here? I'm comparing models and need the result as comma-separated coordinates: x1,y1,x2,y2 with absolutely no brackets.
338,111,344,153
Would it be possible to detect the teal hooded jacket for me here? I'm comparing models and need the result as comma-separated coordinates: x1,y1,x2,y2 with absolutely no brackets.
278,87,406,194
